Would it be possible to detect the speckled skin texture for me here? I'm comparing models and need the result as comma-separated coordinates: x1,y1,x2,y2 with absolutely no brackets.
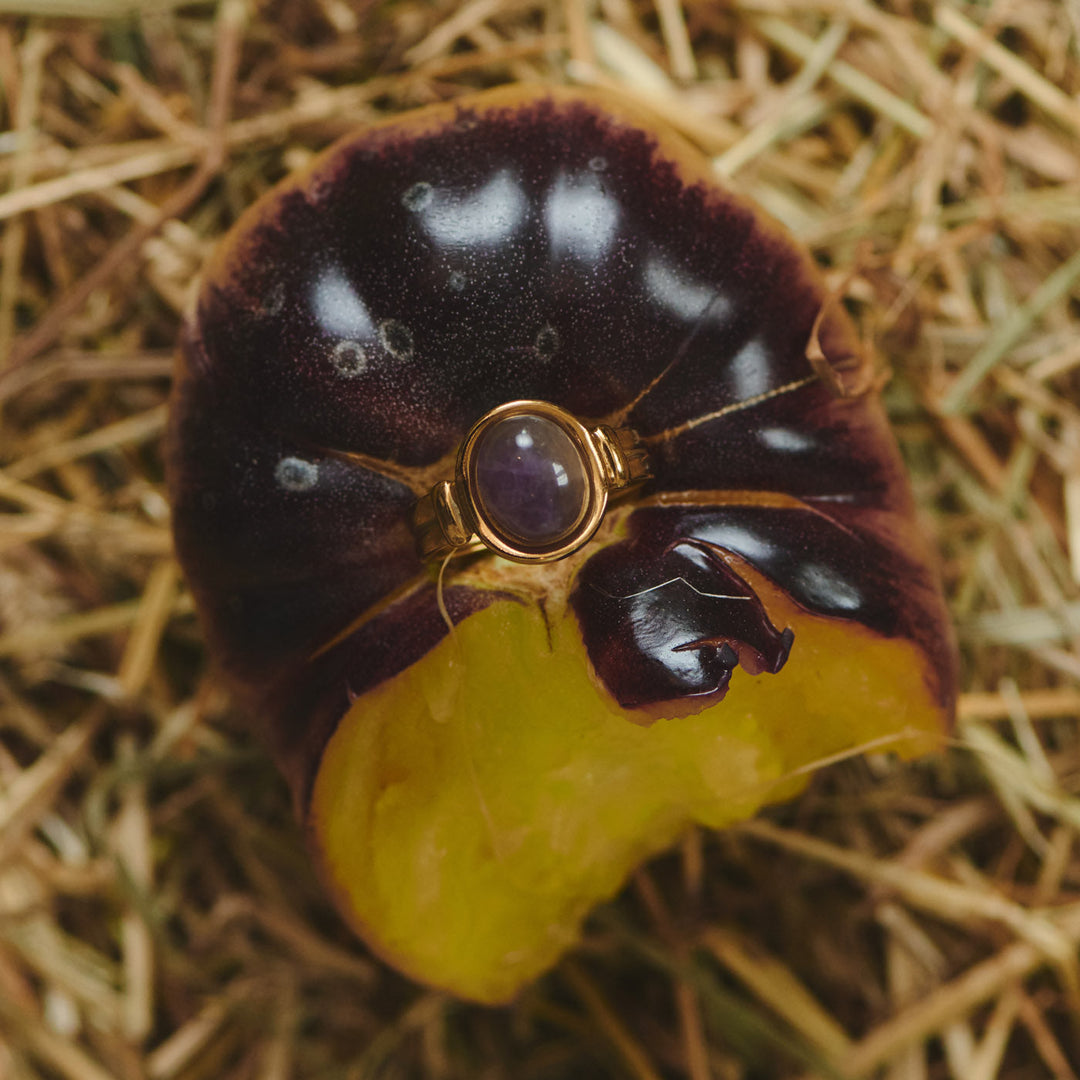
168,87,955,808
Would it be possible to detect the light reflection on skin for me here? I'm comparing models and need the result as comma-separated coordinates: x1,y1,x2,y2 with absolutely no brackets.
757,426,815,453
794,563,862,611
685,522,777,564
630,590,709,684
311,267,375,339
643,255,731,325
725,337,772,401
418,169,527,249
544,171,620,263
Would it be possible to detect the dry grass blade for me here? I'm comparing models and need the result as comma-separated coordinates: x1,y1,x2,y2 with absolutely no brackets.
702,928,853,1060
941,245,1080,413
0,0,1077,1077
820,904,1080,1079
0,0,190,12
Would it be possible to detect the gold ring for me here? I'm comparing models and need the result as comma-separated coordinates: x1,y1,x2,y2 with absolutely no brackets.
413,400,651,564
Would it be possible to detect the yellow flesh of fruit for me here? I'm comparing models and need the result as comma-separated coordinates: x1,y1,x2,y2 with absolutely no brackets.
309,598,942,1003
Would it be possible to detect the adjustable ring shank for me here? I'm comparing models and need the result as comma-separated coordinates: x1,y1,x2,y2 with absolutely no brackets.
413,480,474,561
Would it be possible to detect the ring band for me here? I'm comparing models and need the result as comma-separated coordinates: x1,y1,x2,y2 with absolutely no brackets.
413,400,651,564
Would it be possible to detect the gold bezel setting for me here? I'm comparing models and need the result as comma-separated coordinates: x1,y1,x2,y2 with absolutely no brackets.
413,400,651,564
460,400,605,562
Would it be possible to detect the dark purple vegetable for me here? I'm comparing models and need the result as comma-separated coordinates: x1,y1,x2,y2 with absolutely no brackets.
168,86,956,1002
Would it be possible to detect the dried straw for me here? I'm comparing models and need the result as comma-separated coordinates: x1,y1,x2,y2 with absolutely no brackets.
1,0,1078,1076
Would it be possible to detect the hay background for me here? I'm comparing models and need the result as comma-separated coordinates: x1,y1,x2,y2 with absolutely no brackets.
1,0,1079,1077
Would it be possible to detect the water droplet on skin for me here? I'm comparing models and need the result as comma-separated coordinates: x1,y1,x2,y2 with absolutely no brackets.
448,271,467,292
402,182,434,212
331,340,368,376
379,320,414,360
588,156,607,172
261,281,286,316
275,456,319,492
534,325,559,359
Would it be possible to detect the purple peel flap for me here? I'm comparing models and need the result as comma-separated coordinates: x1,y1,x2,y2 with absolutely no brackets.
574,536,794,712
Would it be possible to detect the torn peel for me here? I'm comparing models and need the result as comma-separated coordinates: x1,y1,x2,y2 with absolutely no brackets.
306,596,947,1004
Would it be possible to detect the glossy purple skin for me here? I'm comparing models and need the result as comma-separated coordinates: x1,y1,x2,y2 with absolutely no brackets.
168,90,955,801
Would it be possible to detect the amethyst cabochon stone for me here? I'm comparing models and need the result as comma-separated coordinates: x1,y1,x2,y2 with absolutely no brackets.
471,413,589,546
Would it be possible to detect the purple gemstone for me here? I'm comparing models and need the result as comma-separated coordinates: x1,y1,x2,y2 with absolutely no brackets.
473,414,589,546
